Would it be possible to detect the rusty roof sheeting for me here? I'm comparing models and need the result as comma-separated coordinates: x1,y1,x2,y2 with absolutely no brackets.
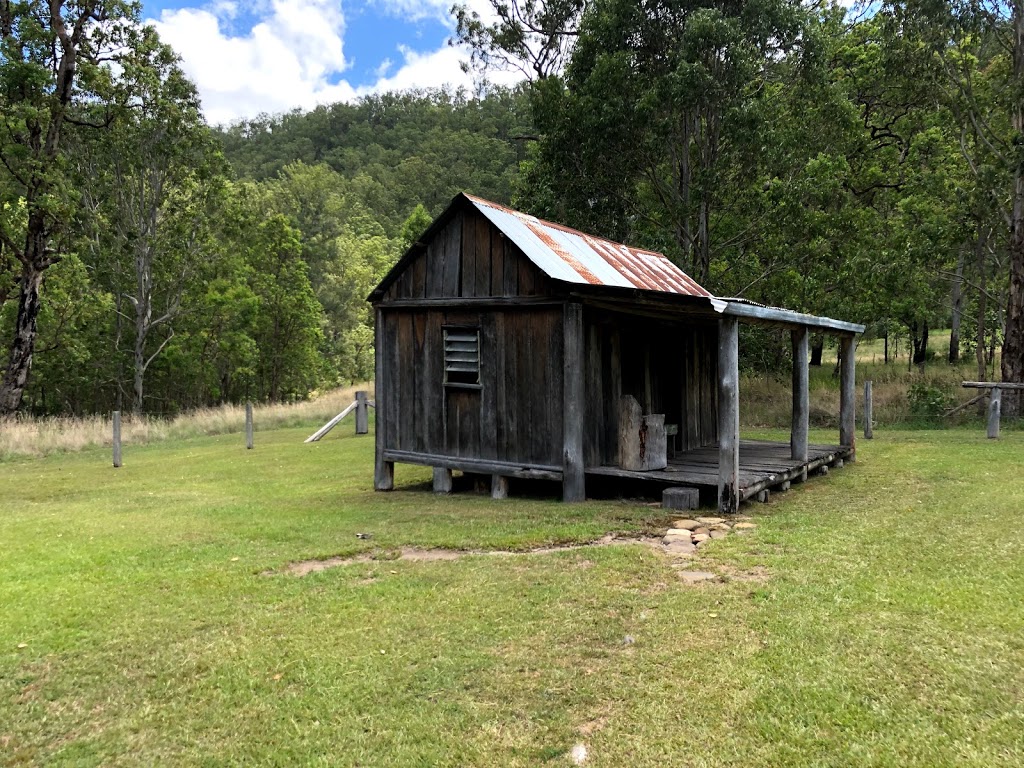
466,195,711,297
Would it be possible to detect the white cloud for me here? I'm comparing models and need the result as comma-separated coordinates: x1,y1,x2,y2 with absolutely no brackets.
369,0,451,23
357,42,521,96
370,0,501,25
150,0,355,124
148,0,523,125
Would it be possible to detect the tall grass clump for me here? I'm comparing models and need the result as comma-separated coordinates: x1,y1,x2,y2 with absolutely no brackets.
0,383,371,460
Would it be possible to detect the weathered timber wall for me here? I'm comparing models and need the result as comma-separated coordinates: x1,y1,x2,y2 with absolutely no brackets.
378,306,563,466
582,310,718,466
385,208,552,301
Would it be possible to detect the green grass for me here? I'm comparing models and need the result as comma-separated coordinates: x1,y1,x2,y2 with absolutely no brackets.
2,425,1024,766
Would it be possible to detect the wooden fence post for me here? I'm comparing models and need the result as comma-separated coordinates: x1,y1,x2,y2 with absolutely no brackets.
112,411,122,468
355,390,369,435
988,387,1002,439
864,380,873,439
245,402,254,449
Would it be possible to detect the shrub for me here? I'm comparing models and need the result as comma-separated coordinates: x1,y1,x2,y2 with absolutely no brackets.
907,382,954,417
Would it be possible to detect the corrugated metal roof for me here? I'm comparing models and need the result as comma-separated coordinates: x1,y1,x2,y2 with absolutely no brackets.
466,195,711,297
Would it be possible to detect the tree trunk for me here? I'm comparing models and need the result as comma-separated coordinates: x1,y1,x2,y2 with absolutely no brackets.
133,247,152,415
912,319,929,366
1000,3,1024,419
976,224,989,382
0,3,96,415
697,196,711,285
0,262,45,414
810,336,823,366
949,245,965,363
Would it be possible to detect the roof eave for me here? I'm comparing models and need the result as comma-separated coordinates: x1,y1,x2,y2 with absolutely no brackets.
718,299,865,335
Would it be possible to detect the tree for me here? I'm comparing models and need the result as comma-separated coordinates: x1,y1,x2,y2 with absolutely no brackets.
451,0,586,81
0,0,142,414
259,162,400,386
399,203,433,249
517,0,807,285
889,0,1024,411
78,29,225,413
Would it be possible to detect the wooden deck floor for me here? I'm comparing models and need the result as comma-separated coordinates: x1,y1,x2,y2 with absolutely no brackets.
587,440,852,503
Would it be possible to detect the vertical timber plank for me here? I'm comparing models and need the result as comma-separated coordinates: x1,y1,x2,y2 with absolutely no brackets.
495,312,509,461
475,215,491,297
441,215,461,297
490,227,504,296
718,317,740,514
563,302,585,502
480,314,498,460
374,307,394,490
603,326,622,465
426,240,443,297
839,334,857,459
503,239,519,296
412,250,426,299
519,252,536,296
791,327,809,461
460,211,476,297
397,313,415,451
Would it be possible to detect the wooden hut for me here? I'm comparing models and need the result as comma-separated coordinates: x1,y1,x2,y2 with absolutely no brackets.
368,193,865,513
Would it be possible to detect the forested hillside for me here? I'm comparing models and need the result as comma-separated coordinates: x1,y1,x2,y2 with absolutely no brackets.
0,1,531,417
217,89,533,233
3,0,1024,418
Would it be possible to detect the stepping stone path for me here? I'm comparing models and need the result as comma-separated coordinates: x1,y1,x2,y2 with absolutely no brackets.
662,516,755,552
660,516,757,583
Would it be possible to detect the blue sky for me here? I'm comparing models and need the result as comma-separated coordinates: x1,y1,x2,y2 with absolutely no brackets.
141,0,520,125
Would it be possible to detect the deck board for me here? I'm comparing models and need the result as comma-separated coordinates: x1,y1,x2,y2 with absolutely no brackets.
587,439,851,501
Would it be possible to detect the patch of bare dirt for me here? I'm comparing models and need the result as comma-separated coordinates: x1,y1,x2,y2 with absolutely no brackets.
578,715,609,736
268,535,665,576
265,531,771,582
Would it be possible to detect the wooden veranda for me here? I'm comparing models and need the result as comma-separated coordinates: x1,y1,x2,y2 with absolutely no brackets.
588,439,854,505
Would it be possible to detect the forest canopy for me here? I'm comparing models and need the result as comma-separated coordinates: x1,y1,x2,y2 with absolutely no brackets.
2,0,1023,416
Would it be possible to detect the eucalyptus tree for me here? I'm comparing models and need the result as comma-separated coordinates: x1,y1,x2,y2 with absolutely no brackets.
515,0,808,286
76,28,226,414
452,0,587,81
887,0,1024,410
0,0,149,414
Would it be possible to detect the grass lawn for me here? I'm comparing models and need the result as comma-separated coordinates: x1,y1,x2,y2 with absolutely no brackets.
2,424,1023,766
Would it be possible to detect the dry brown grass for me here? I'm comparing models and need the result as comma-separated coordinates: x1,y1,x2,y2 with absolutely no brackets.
0,383,372,460
740,359,984,428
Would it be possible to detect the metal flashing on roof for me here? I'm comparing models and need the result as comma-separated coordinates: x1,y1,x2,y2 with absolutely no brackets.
465,194,712,298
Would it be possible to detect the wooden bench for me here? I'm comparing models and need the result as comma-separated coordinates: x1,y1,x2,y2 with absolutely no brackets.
962,381,1024,438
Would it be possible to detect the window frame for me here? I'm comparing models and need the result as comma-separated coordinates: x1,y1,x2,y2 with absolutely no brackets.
443,325,482,390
